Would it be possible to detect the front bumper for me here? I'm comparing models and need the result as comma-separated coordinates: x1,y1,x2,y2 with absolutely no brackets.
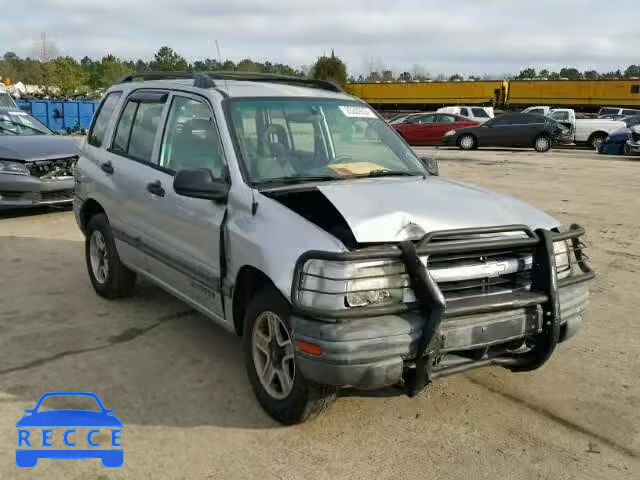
0,173,74,209
290,224,594,392
627,140,640,153
292,281,589,389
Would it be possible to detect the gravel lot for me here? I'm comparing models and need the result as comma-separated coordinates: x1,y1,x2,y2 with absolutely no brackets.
1,147,639,479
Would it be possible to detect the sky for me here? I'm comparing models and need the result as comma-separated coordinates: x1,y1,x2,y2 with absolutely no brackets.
2,0,639,76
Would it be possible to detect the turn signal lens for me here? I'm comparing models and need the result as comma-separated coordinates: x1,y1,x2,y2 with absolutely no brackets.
296,340,324,357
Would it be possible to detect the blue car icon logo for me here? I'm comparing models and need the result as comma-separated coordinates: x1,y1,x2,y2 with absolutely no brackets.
16,391,123,468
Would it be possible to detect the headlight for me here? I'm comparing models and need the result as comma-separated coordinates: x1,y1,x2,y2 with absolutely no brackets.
0,160,29,175
296,258,409,311
554,240,571,279
444,130,456,136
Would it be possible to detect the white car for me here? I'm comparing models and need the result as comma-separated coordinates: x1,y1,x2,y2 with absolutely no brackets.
436,106,494,123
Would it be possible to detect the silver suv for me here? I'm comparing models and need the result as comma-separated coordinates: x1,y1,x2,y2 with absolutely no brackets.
74,72,594,424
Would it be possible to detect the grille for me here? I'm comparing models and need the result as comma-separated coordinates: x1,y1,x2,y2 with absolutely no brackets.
39,189,74,203
26,157,77,180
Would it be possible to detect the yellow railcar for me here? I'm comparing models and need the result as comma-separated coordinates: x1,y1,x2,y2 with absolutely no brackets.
345,81,506,110
507,80,640,109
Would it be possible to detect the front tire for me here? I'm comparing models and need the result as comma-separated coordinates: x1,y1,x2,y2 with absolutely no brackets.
623,143,631,155
458,134,476,150
85,213,136,299
243,288,336,424
589,133,607,150
533,135,551,152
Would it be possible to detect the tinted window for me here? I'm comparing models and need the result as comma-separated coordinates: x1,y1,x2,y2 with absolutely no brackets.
437,114,457,123
459,108,469,117
415,114,437,124
622,109,639,115
631,85,640,94
111,95,165,163
471,108,489,118
112,101,137,152
160,96,224,176
89,91,121,147
528,108,544,115
488,115,516,126
522,114,544,124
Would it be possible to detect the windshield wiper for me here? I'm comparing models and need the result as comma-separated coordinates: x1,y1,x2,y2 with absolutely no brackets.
257,175,341,186
356,169,425,178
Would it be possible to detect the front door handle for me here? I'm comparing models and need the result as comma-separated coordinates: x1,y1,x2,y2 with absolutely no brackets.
101,161,114,175
146,180,165,197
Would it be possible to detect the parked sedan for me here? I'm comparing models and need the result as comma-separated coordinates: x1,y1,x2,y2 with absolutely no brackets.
442,113,567,152
0,108,80,210
393,112,479,145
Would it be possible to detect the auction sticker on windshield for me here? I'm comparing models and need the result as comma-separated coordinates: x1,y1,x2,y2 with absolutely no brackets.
338,105,377,118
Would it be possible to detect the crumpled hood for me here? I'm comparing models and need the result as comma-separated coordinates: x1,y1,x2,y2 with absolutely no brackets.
316,176,559,243
0,135,80,162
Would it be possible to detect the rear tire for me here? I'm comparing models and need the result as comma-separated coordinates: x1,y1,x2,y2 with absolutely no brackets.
533,135,551,152
243,287,336,424
458,134,476,150
85,213,136,299
588,133,607,150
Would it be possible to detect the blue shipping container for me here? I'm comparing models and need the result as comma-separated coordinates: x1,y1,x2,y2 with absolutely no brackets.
16,99,99,133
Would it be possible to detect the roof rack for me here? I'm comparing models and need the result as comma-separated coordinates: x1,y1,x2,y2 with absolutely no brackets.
119,72,216,88
118,71,344,93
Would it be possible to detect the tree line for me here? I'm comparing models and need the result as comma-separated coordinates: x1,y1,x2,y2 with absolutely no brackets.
1,39,639,99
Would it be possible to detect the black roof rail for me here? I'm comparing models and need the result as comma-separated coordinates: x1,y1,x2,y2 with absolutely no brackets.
119,72,216,89
118,71,344,93
205,72,345,93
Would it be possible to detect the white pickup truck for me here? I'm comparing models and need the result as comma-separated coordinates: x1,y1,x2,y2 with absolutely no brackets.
522,106,625,149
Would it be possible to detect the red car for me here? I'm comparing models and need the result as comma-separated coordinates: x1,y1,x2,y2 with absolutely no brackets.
393,112,479,145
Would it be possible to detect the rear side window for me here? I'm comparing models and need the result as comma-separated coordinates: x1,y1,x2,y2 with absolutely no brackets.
528,108,544,115
415,114,437,124
471,108,489,118
111,93,166,163
599,108,618,116
459,108,469,117
550,110,570,121
88,91,122,147
489,115,515,126
438,114,457,123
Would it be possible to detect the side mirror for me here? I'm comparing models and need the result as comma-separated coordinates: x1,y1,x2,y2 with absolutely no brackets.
173,169,229,201
419,156,439,176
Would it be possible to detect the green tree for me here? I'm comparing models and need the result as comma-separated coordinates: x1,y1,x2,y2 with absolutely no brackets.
98,54,133,87
52,56,87,97
624,65,640,78
583,70,599,80
150,46,189,71
449,73,464,81
311,50,347,86
398,71,412,82
237,59,260,72
517,67,536,79
559,67,582,80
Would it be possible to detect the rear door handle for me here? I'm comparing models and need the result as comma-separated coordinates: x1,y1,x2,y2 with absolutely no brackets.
100,161,114,175
146,180,165,197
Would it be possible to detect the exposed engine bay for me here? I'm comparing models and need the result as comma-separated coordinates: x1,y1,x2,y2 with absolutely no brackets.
25,156,77,180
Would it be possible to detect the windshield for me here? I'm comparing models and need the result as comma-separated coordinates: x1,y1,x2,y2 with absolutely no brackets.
0,110,53,135
228,99,425,185
0,93,17,108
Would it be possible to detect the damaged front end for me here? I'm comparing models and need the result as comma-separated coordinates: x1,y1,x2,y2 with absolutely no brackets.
288,223,594,395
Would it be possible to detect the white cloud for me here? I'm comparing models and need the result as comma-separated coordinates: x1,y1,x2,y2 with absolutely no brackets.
1,0,638,75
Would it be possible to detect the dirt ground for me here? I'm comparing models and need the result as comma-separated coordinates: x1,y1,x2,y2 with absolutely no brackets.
1,147,638,479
